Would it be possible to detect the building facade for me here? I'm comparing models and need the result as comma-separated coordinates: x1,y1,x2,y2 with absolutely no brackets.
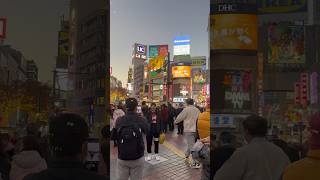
26,60,38,81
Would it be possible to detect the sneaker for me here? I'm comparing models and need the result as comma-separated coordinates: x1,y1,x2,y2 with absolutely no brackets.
190,163,201,169
146,154,152,161
155,154,161,161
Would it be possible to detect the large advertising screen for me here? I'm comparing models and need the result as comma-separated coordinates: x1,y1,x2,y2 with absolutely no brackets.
148,45,168,78
258,0,307,14
211,14,257,50
133,43,147,61
172,66,191,79
212,69,253,114
192,68,206,84
267,22,305,64
173,36,191,56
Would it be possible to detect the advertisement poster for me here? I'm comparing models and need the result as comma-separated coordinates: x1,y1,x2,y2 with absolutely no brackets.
212,69,253,114
172,66,191,79
211,14,257,50
267,22,305,64
258,0,307,14
58,31,69,56
192,68,206,84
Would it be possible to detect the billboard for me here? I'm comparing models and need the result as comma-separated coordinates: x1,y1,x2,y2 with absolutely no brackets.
0,18,7,39
173,36,191,55
212,69,253,114
267,22,305,64
133,43,147,60
58,31,69,56
149,45,168,58
258,0,307,14
172,66,191,79
192,68,206,84
210,0,257,14
192,57,206,67
211,14,257,50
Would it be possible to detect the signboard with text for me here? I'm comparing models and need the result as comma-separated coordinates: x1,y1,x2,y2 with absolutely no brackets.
211,0,257,14
58,31,69,56
173,36,191,56
258,0,307,14
132,43,147,61
211,14,257,50
212,69,253,114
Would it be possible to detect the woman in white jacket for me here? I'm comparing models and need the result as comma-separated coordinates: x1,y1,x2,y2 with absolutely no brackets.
10,135,47,180
111,103,125,147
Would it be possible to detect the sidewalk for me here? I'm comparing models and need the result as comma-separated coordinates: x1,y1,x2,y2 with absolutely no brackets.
110,131,202,180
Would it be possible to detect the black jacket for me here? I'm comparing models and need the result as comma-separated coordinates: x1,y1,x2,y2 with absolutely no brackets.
0,154,10,180
23,160,107,180
147,110,163,133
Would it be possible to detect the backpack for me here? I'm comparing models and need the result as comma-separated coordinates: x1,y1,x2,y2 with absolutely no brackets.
117,118,144,160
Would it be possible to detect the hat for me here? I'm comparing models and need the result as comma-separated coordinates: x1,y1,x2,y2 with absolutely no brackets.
49,113,89,156
126,98,138,110
308,112,320,149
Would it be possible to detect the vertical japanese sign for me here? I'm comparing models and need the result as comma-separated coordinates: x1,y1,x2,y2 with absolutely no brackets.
258,53,264,116
89,104,94,127
0,18,7,40
300,73,309,107
310,72,318,105
294,82,301,105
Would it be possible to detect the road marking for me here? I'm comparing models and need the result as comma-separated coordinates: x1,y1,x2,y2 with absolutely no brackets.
162,141,191,164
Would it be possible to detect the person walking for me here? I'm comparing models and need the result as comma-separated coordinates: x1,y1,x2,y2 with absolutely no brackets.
168,103,175,131
161,104,169,133
115,98,148,180
283,112,320,180
175,98,201,168
176,103,184,135
214,115,290,180
10,135,47,180
23,113,106,180
212,132,236,178
146,103,163,161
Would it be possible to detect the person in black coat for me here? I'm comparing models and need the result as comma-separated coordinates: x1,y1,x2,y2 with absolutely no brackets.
146,103,163,161
176,103,184,135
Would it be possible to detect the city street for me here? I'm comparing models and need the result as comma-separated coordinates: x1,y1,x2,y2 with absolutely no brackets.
110,130,202,180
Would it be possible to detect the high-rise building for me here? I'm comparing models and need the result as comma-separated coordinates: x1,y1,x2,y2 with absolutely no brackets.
132,43,147,101
68,0,107,126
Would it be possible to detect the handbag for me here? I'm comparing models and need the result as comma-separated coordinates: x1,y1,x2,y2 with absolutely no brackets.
159,133,166,144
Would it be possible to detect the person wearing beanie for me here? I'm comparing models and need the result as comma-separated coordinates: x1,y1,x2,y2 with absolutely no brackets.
23,113,106,180
283,112,320,180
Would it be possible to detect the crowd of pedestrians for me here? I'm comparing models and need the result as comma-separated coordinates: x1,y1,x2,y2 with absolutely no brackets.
0,113,110,180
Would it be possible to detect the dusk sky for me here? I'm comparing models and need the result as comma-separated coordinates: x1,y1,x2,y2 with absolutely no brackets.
0,0,69,83
111,0,210,85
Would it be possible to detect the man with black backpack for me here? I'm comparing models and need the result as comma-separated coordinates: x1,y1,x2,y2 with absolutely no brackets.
115,98,148,180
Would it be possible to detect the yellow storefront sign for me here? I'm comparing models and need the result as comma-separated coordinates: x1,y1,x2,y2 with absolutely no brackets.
211,14,257,50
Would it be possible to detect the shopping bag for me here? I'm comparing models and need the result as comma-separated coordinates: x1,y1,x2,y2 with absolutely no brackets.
159,133,166,144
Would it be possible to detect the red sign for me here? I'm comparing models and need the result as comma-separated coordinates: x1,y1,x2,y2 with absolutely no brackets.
294,82,301,105
0,18,7,39
158,45,169,57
